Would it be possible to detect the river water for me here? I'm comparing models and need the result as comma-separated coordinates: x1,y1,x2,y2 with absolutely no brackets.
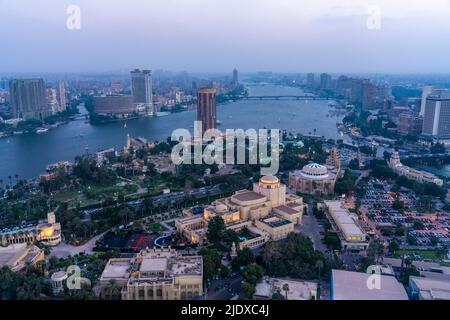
0,84,344,182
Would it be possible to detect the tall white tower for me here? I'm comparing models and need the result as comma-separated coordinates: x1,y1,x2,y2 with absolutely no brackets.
420,86,433,116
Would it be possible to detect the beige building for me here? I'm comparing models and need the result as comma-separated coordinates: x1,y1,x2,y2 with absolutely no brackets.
176,176,305,249
0,243,45,272
323,201,368,253
0,212,62,247
100,248,203,300
289,163,338,196
389,152,443,186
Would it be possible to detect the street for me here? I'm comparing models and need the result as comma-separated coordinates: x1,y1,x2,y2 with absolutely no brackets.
206,274,243,300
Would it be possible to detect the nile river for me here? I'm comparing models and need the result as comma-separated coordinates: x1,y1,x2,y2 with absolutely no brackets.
0,84,344,182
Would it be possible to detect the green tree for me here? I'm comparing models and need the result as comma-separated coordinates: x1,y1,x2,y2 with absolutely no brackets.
242,281,255,299
231,248,255,271
206,216,226,246
282,283,290,300
389,240,400,254
242,263,264,285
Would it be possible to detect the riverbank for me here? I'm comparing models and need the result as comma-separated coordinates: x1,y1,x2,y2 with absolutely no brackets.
0,84,343,183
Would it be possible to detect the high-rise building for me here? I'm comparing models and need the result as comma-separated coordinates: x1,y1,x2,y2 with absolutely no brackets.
58,80,66,112
361,80,375,110
130,69,154,115
232,68,239,88
9,78,52,120
306,73,315,88
47,88,59,114
420,86,434,117
422,91,450,137
197,87,217,134
320,73,332,91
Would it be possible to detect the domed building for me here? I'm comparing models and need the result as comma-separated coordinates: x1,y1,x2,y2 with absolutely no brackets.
253,175,286,207
176,176,305,248
288,163,337,196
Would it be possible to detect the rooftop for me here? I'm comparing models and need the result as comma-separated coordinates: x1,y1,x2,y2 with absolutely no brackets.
332,269,408,300
273,205,299,215
101,259,132,280
140,258,167,272
231,190,266,203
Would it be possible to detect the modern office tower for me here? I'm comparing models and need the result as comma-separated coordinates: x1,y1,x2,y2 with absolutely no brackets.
306,73,315,88
130,69,154,115
319,73,332,90
47,88,60,114
58,80,66,112
0,78,8,90
420,86,434,116
9,78,52,120
232,68,239,88
197,87,217,134
93,95,135,115
422,91,450,137
361,80,375,110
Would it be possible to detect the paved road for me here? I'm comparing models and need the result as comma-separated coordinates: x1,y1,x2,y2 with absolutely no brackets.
295,205,327,252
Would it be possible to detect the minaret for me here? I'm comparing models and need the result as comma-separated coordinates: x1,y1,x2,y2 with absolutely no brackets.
230,242,237,258
47,212,56,225
389,151,402,168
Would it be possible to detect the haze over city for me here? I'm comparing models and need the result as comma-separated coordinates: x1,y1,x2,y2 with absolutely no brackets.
2,0,450,73
1,0,450,309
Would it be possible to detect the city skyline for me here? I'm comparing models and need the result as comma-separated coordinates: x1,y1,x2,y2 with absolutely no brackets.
1,0,450,74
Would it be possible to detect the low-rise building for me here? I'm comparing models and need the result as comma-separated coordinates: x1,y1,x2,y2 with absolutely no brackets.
0,212,62,247
323,201,368,253
408,276,450,300
100,248,203,300
176,176,305,249
389,152,443,186
0,243,45,272
254,277,318,300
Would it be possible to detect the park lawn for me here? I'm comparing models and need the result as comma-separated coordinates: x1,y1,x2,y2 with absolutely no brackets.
148,223,167,233
79,198,103,209
53,190,79,203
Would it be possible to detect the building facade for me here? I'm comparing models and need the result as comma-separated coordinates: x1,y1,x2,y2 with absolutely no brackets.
176,176,305,249
288,163,337,196
389,152,443,186
100,248,203,300
197,87,217,134
130,69,154,115
323,201,368,253
58,80,66,112
0,212,62,247
93,95,135,115
422,93,450,137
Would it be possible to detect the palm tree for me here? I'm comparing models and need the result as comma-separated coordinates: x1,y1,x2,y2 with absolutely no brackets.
282,283,290,300
315,260,324,300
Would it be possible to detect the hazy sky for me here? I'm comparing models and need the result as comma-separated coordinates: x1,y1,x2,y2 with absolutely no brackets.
1,0,450,73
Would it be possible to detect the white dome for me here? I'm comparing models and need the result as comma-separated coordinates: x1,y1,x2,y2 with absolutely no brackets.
299,163,329,179
215,203,228,213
